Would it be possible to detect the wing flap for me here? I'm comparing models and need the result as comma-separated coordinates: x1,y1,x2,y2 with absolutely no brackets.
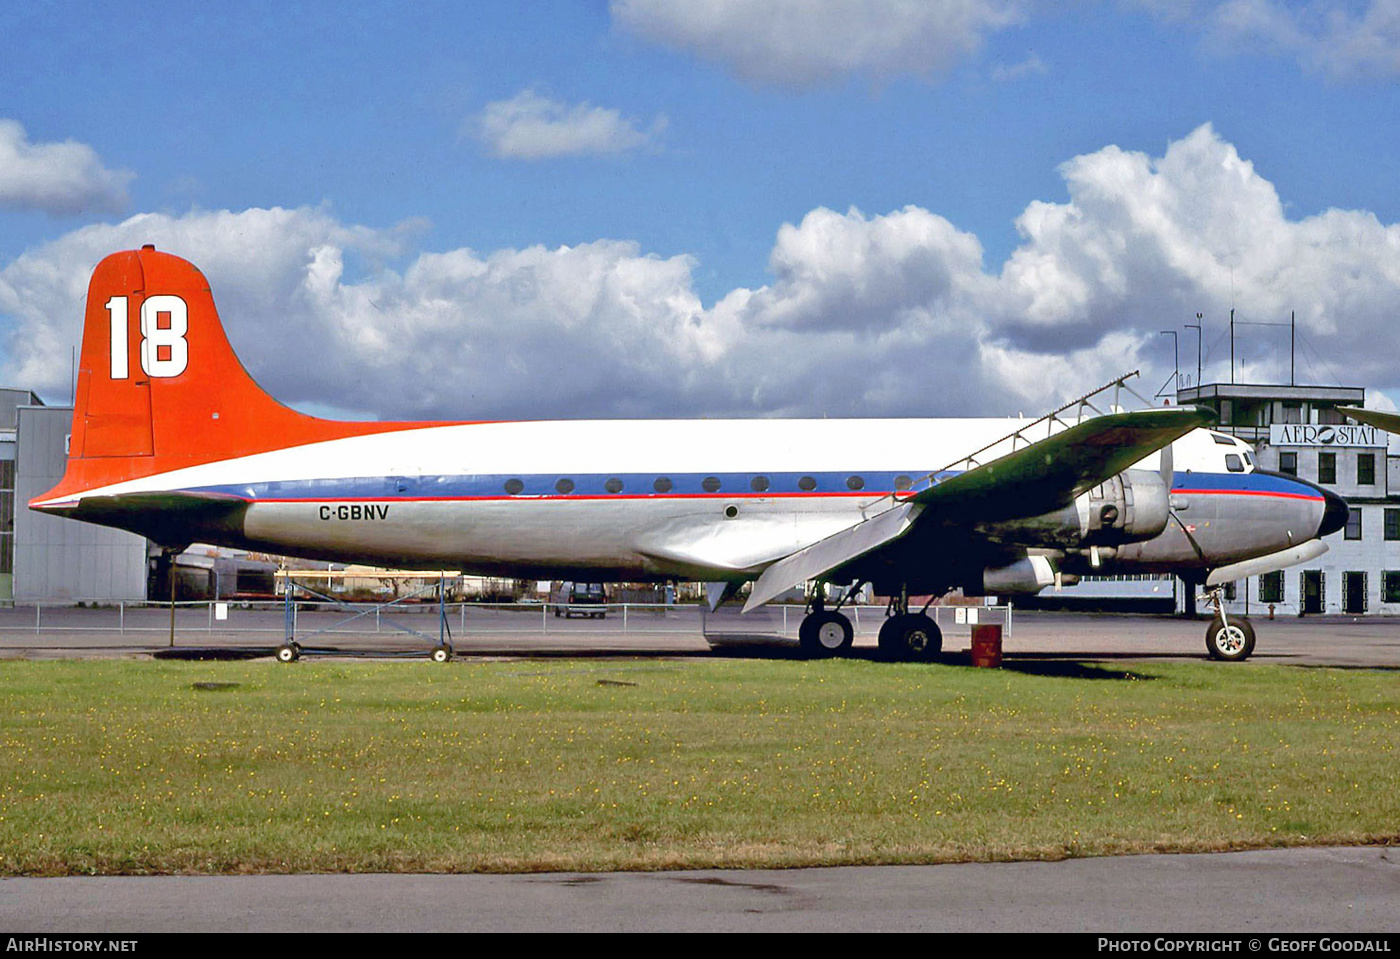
743,502,922,611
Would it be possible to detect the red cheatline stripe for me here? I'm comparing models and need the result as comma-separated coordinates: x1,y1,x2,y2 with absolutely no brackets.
1174,489,1323,501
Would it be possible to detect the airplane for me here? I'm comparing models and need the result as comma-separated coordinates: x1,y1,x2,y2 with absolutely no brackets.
29,247,1349,663
1340,407,1400,435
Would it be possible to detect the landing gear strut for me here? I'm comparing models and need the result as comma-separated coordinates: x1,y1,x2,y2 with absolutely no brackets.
877,586,942,663
1205,588,1255,661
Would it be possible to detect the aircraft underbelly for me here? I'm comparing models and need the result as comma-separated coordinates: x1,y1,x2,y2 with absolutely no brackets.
239,497,872,578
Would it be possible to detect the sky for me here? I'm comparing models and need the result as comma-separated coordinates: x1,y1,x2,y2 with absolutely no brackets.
2,0,1400,426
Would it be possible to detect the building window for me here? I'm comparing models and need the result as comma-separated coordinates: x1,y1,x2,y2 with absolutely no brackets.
1345,507,1363,541
1222,580,1237,601
1319,451,1337,485
1219,400,1233,425
1279,451,1298,476
1259,571,1284,603
1357,453,1376,486
1384,572,1400,604
0,457,12,578
1281,402,1302,424
1386,508,1400,542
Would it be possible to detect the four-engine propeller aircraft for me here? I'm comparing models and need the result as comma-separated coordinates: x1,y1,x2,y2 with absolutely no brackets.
30,248,1349,661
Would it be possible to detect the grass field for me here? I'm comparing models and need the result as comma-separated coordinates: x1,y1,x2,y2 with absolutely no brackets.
1,658,1397,875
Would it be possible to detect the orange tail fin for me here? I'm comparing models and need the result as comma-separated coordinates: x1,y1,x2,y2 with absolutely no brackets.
36,246,419,504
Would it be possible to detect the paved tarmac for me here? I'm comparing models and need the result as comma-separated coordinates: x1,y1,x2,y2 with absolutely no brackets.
1,605,1397,668
2,846,1397,932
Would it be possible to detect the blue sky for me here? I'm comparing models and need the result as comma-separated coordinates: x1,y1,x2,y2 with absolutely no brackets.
3,1,1400,422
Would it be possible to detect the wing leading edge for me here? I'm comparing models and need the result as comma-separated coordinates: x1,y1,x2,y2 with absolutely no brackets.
742,406,1214,611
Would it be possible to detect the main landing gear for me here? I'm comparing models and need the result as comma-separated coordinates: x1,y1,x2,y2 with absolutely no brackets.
796,584,944,663
877,586,942,663
798,594,854,658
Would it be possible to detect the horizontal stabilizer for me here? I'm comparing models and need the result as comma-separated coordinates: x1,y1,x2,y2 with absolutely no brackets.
742,502,922,612
1338,407,1400,435
1205,539,1328,587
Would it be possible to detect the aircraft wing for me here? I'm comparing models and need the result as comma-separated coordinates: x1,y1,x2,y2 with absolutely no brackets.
1339,407,1400,434
910,407,1212,519
742,407,1212,611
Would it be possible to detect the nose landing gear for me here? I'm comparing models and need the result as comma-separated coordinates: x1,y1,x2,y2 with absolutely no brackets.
1204,588,1256,661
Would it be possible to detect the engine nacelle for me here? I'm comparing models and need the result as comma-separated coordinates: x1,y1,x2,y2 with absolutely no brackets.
970,555,1058,595
971,468,1170,549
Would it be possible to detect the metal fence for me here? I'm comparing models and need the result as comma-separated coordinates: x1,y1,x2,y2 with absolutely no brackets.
0,599,1012,643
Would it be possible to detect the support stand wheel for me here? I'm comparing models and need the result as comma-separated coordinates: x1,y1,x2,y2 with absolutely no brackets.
798,610,854,658
431,645,454,663
1205,615,1255,661
276,642,301,663
878,613,942,663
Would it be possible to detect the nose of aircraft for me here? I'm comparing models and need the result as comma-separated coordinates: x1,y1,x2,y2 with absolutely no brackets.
1319,487,1349,537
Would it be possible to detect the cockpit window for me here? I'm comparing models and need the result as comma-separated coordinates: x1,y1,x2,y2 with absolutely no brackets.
1243,452,1253,468
1211,433,1236,446
1225,453,1244,473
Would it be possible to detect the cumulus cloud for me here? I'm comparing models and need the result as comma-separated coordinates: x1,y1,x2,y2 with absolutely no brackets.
0,119,133,216
4,126,1400,423
611,0,1029,87
475,90,666,160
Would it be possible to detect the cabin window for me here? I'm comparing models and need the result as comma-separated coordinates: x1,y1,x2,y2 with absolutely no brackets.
653,477,673,493
702,476,721,493
895,475,913,491
798,476,817,491
555,478,574,495
504,478,524,495
604,477,624,494
1225,454,1244,473
846,475,865,491
750,475,770,493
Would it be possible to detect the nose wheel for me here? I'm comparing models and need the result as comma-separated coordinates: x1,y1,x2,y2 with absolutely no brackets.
1205,615,1255,661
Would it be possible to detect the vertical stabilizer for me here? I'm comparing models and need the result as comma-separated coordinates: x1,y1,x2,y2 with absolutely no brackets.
33,247,430,507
